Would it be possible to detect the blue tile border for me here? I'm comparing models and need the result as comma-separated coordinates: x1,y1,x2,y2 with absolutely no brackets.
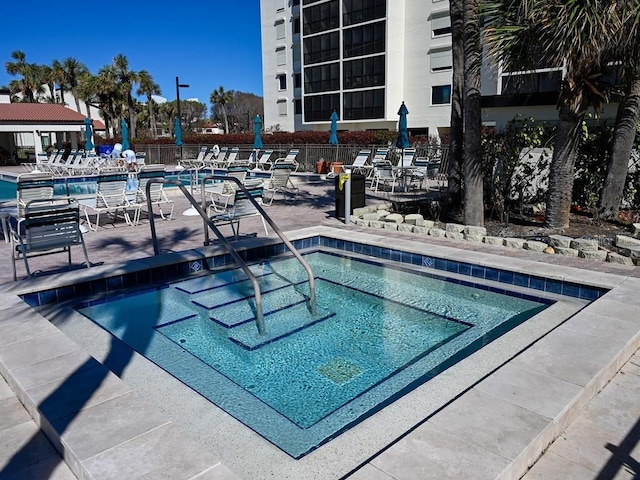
20,234,608,308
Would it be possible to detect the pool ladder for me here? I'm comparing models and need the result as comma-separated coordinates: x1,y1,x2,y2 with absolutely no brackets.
145,176,316,335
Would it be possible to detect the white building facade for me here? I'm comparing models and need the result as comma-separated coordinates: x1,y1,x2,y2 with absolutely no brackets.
260,0,456,138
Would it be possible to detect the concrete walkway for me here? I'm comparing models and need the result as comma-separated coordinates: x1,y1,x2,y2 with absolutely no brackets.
0,166,638,479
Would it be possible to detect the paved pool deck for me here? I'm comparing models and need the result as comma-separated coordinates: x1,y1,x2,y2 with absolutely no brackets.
0,166,638,479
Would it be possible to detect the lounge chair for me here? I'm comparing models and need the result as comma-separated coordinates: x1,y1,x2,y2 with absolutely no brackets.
10,197,91,280
208,181,268,239
250,150,274,170
274,149,300,171
132,164,175,225
179,146,207,171
204,165,249,210
216,147,240,167
79,170,138,230
263,160,299,205
345,149,372,176
371,161,398,194
395,147,417,170
16,172,55,218
207,146,228,169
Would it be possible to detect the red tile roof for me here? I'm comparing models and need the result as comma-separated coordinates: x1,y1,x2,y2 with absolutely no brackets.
0,103,106,129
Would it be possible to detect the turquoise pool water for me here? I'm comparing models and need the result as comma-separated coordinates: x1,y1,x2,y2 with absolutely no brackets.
77,251,549,457
0,179,16,201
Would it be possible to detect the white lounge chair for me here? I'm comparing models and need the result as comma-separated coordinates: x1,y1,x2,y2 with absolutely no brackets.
132,164,175,225
208,181,268,239
371,162,398,194
345,149,372,176
79,170,138,230
263,160,299,205
250,150,274,171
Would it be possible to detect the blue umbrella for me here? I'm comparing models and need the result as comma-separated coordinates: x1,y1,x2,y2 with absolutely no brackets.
84,117,94,151
252,114,263,164
396,102,410,149
121,118,130,150
329,110,339,145
174,117,183,147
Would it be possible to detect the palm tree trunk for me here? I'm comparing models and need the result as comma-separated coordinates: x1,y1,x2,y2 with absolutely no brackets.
544,104,585,229
463,0,484,226
148,96,157,138
222,108,230,134
598,78,640,220
72,88,81,113
447,0,464,213
128,94,136,139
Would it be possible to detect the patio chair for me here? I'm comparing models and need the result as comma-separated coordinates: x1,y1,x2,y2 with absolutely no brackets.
178,146,207,171
250,149,274,170
208,181,268,239
345,149,372,176
204,165,249,210
263,160,299,205
132,164,174,225
371,162,398,194
21,152,52,173
10,197,91,280
206,146,228,169
217,147,240,167
16,172,55,218
78,170,138,231
274,149,300,171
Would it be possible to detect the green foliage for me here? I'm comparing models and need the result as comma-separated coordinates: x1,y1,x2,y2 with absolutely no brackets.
572,122,612,213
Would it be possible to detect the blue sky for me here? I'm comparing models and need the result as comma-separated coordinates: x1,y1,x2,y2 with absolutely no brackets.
1,0,264,111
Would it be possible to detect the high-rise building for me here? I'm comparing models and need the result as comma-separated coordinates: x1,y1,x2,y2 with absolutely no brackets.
260,0,455,138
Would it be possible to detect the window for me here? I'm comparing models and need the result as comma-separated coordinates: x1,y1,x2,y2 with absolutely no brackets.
293,0,300,5
275,20,286,40
278,74,287,90
430,48,452,72
303,32,339,64
343,0,386,26
293,17,300,35
304,93,340,122
432,85,451,104
344,55,385,89
276,47,286,66
295,99,302,115
501,70,562,94
431,12,451,37
344,88,385,120
304,62,340,93
277,99,288,116
344,21,386,58
303,0,339,35
294,73,302,89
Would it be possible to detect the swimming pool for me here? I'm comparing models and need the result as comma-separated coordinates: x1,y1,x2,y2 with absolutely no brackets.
74,249,551,457
0,178,16,201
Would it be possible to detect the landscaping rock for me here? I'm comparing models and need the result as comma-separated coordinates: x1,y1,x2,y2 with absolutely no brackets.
483,236,504,246
398,223,414,233
548,235,573,248
384,213,404,224
445,223,465,233
464,233,484,242
615,235,640,247
404,213,424,225
543,246,556,254
525,240,548,252
413,226,431,234
503,238,526,248
353,206,377,217
383,222,399,231
369,220,385,229
621,246,640,263
464,225,487,236
376,210,392,217
416,219,435,228
606,252,634,265
354,219,369,227
429,228,447,237
555,247,579,257
578,249,608,261
446,231,465,240
632,223,640,236
362,212,385,221
570,238,598,251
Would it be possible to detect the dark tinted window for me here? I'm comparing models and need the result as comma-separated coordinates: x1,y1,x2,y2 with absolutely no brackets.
343,0,386,26
344,88,384,119
303,0,339,35
304,93,340,122
304,62,341,93
303,32,340,64
344,55,385,89
344,21,385,58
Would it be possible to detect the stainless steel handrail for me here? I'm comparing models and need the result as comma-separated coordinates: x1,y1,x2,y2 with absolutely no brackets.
201,174,316,314
145,178,266,334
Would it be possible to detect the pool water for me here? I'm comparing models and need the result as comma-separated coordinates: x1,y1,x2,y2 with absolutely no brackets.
77,251,550,457
0,179,16,201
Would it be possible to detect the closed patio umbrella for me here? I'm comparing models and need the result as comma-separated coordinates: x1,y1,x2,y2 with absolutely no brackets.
174,117,183,147
329,110,339,145
396,102,410,187
121,118,130,150
84,117,94,152
253,114,263,163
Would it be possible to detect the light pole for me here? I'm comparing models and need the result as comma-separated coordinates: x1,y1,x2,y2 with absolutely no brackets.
175,76,189,159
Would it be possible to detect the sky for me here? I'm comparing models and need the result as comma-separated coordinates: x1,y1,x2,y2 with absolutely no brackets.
1,0,264,112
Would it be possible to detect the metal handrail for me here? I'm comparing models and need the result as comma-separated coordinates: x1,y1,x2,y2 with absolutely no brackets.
145,178,266,334
201,174,316,314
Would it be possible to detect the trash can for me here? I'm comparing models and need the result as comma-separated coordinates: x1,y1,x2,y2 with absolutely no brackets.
335,173,366,218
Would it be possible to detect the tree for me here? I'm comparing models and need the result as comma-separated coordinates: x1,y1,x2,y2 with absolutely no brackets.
92,65,121,138
598,5,640,219
112,54,139,138
137,70,161,138
484,1,623,229
222,91,264,133
463,0,484,226
447,0,464,214
38,64,56,103
5,50,42,102
51,60,66,104
210,86,234,134
61,57,88,113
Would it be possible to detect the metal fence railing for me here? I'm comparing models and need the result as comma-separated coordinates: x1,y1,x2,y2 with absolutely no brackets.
134,143,448,173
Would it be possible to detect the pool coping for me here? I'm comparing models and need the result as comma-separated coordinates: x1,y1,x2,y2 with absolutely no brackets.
1,225,639,479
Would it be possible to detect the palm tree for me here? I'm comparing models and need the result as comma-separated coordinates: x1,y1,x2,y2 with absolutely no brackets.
51,60,66,104
77,71,97,120
93,65,121,138
484,1,623,229
5,51,42,102
598,5,640,219
463,0,483,226
39,64,56,103
112,54,139,138
62,57,88,113
137,70,161,138
447,0,464,214
210,86,234,134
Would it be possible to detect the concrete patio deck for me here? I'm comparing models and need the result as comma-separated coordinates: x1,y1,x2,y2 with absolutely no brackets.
0,166,638,479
